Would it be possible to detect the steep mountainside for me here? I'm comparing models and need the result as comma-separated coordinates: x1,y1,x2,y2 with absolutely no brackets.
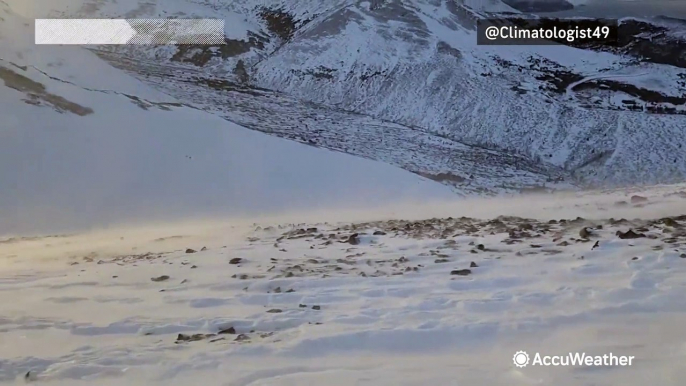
17,0,686,193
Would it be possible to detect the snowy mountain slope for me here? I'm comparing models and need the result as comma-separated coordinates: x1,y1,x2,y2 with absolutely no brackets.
0,4,455,235
11,0,573,194
93,49,573,195
2,183,686,385
30,0,686,192
248,0,686,185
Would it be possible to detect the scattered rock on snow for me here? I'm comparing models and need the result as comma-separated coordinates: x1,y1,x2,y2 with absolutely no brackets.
346,233,361,245
151,275,170,282
631,195,648,204
470,261,479,268
229,258,243,265
218,327,236,334
608,218,630,226
451,269,472,276
519,223,534,231
616,229,646,239
662,218,679,227
185,249,196,254
176,333,214,343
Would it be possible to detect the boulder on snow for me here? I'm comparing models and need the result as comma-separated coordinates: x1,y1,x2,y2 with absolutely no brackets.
630,195,648,204
616,229,646,239
346,233,361,245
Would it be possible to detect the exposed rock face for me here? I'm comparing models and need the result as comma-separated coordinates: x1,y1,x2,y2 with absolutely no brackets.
0,66,93,116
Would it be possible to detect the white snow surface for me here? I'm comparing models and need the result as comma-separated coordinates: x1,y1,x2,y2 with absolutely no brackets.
2,184,686,385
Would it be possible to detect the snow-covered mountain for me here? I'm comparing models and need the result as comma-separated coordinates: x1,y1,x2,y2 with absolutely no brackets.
3,0,686,202
0,1,454,235
24,0,686,194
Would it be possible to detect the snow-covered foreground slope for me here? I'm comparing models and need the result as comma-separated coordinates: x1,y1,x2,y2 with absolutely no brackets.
0,3,454,235
2,185,686,385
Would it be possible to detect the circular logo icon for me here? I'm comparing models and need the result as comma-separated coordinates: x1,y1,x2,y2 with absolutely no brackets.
513,351,530,368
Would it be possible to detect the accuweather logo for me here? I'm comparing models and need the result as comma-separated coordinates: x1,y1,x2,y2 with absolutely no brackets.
513,351,635,368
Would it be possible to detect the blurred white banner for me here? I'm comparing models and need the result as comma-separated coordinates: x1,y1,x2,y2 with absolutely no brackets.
35,19,225,45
